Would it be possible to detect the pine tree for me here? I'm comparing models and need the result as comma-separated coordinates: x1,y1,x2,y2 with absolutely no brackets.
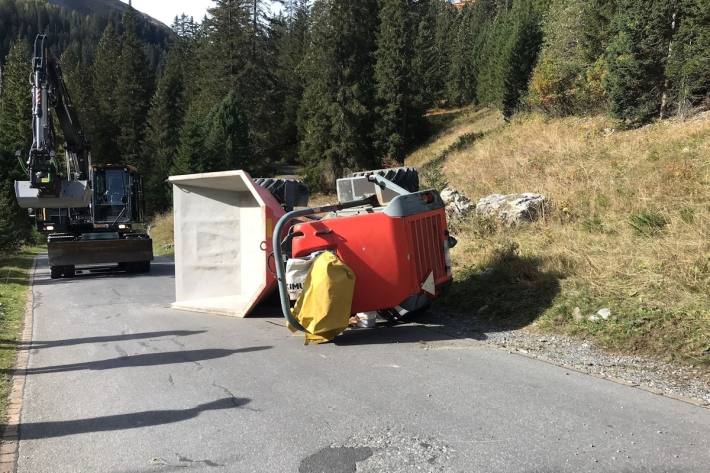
0,173,29,249
501,0,544,118
173,104,205,175
445,9,466,104
172,13,200,39
528,0,610,115
60,44,99,149
604,0,676,124
174,93,252,176
92,23,122,164
412,0,439,108
115,8,153,167
579,0,618,63
0,40,33,247
446,1,496,105
298,0,379,190
194,0,253,115
191,0,280,170
373,0,422,162
142,46,187,215
665,0,710,117
202,92,252,172
274,0,311,162
0,39,31,154
475,11,508,107
475,0,544,118
432,1,457,103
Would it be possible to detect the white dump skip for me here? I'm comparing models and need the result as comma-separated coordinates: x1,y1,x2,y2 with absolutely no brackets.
169,171,284,317
15,180,91,209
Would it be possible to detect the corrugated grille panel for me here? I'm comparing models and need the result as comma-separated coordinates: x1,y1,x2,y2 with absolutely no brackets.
408,214,445,283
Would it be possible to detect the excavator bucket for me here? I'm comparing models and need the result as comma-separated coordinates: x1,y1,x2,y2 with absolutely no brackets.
14,180,91,209
168,171,285,317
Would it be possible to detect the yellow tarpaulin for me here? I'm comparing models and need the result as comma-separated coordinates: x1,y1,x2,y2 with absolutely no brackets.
290,251,356,344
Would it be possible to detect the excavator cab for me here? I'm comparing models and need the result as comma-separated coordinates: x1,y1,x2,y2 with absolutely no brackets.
91,165,145,225
33,166,145,234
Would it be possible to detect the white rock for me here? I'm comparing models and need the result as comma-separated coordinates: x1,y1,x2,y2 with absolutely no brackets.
572,307,583,322
440,187,474,217
597,308,611,320
475,193,546,225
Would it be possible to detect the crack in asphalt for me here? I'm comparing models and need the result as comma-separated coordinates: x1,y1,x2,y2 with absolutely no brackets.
212,381,259,411
175,454,223,468
114,345,128,358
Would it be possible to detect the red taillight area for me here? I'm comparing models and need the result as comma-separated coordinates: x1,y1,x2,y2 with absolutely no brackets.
291,208,450,313
420,192,434,204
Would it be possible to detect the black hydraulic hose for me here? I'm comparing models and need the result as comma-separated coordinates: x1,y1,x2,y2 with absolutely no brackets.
272,196,377,332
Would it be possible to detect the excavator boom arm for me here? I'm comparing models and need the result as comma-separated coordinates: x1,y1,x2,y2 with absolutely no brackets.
15,34,92,208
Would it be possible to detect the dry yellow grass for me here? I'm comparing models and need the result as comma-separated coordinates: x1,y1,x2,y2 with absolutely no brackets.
417,111,709,365
308,193,338,206
406,107,504,169
149,211,174,256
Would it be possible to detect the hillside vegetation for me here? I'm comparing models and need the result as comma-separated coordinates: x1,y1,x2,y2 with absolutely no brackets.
409,108,709,367
0,248,40,421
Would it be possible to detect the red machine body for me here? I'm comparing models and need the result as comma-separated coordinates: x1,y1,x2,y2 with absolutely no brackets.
290,191,452,314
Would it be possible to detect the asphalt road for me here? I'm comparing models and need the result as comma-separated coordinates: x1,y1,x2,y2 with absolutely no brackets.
14,255,710,473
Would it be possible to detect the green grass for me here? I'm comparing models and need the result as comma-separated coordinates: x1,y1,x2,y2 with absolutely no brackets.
0,247,41,422
629,210,668,236
536,287,710,367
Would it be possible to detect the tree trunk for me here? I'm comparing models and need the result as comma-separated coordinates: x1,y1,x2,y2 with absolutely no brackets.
660,8,677,119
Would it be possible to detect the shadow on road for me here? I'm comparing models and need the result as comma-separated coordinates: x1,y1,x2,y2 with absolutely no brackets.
334,323,462,346
12,397,249,440
333,248,562,346
31,258,175,286
1,346,271,375
0,330,206,351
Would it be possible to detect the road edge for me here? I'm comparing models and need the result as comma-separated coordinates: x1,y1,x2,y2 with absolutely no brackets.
0,256,36,473
502,345,710,409
422,319,709,410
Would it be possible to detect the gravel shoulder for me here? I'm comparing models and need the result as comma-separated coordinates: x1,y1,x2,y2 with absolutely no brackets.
425,311,710,407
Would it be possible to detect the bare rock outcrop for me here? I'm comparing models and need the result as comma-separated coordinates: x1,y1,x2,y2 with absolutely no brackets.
440,187,474,218
475,193,546,225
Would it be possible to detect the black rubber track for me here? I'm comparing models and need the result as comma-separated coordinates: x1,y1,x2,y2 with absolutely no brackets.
253,178,309,207
351,167,419,193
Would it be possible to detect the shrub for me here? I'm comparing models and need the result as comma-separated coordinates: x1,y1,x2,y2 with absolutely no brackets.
629,210,668,236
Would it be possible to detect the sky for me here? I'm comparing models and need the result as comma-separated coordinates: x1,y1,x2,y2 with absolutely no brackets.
124,1,282,26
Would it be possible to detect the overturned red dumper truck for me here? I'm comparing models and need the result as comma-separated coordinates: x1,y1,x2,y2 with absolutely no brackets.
168,168,455,332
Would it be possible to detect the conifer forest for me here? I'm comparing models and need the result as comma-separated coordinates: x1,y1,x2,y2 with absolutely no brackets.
0,0,708,247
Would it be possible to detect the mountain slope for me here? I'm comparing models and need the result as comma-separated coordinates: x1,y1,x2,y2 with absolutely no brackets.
48,0,169,29
0,0,172,67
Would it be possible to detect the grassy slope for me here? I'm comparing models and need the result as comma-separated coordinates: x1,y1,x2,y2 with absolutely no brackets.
0,247,40,421
408,108,709,367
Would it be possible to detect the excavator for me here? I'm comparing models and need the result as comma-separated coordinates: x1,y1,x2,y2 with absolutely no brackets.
14,35,153,279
